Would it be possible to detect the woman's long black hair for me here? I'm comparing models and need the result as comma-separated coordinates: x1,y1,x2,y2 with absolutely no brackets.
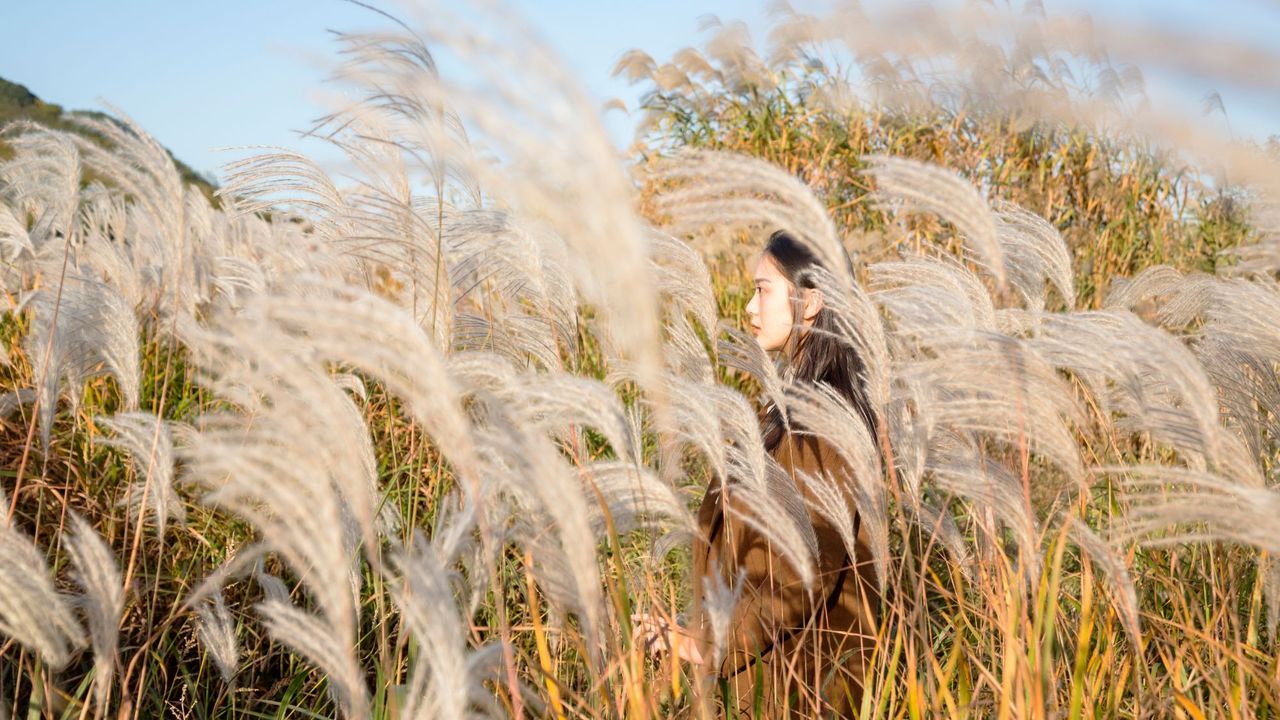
759,230,879,453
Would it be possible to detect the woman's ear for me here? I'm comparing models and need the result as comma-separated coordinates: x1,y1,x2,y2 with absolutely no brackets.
801,288,823,322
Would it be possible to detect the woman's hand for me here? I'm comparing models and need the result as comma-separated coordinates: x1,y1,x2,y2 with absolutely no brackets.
631,612,704,666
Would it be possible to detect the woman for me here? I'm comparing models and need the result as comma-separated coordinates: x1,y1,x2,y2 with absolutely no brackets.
637,230,881,718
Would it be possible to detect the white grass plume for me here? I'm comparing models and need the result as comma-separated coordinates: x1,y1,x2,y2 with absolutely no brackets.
195,591,239,684
65,107,207,325
182,398,364,666
451,312,561,373
230,276,483,486
927,440,1038,577
1104,268,1280,470
65,512,124,712
709,458,819,591
333,373,402,538
806,264,893,413
661,314,716,384
472,416,606,649
1182,277,1280,365
320,8,665,391
699,565,747,670
216,149,366,279
1181,277,1280,465
698,374,821,586
716,325,787,423
868,252,1095,540
701,19,774,94
1227,197,1280,276
215,152,365,267
256,600,369,719
871,255,998,337
649,149,856,302
764,2,1280,198
577,460,693,538
74,188,148,310
900,331,1086,491
864,156,1006,288
992,200,1076,310
1109,466,1280,557
649,230,718,337
0,123,82,249
386,533,502,720
312,124,465,346
1066,518,1142,651
609,366,733,484
0,518,85,667
446,358,608,645
1194,336,1280,461
254,564,292,606
792,466,862,567
27,272,140,449
184,358,378,567
1102,264,1188,315
66,108,185,247
0,204,33,268
650,230,718,381
607,368,821,585
218,150,349,236
97,412,183,539
450,352,637,465
1029,310,1260,485
179,317,380,714
0,388,36,424
443,208,577,366
785,381,890,590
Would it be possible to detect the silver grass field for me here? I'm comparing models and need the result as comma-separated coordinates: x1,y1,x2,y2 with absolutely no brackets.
2,1,1279,718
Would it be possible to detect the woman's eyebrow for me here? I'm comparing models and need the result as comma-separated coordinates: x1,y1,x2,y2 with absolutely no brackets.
753,277,771,284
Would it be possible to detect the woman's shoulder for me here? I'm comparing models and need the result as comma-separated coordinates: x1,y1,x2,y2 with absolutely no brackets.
771,431,848,474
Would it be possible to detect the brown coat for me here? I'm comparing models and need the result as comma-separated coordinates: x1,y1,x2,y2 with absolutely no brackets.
692,432,880,719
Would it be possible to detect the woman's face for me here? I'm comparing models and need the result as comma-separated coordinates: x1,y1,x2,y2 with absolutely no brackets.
746,253,795,352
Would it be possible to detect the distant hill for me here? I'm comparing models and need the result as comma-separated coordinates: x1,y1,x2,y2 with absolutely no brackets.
0,75,219,201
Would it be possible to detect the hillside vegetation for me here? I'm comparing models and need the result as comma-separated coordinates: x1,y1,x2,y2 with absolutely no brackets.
0,76,218,200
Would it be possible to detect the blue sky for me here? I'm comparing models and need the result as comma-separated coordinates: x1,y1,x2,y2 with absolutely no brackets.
3,1,1277,183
